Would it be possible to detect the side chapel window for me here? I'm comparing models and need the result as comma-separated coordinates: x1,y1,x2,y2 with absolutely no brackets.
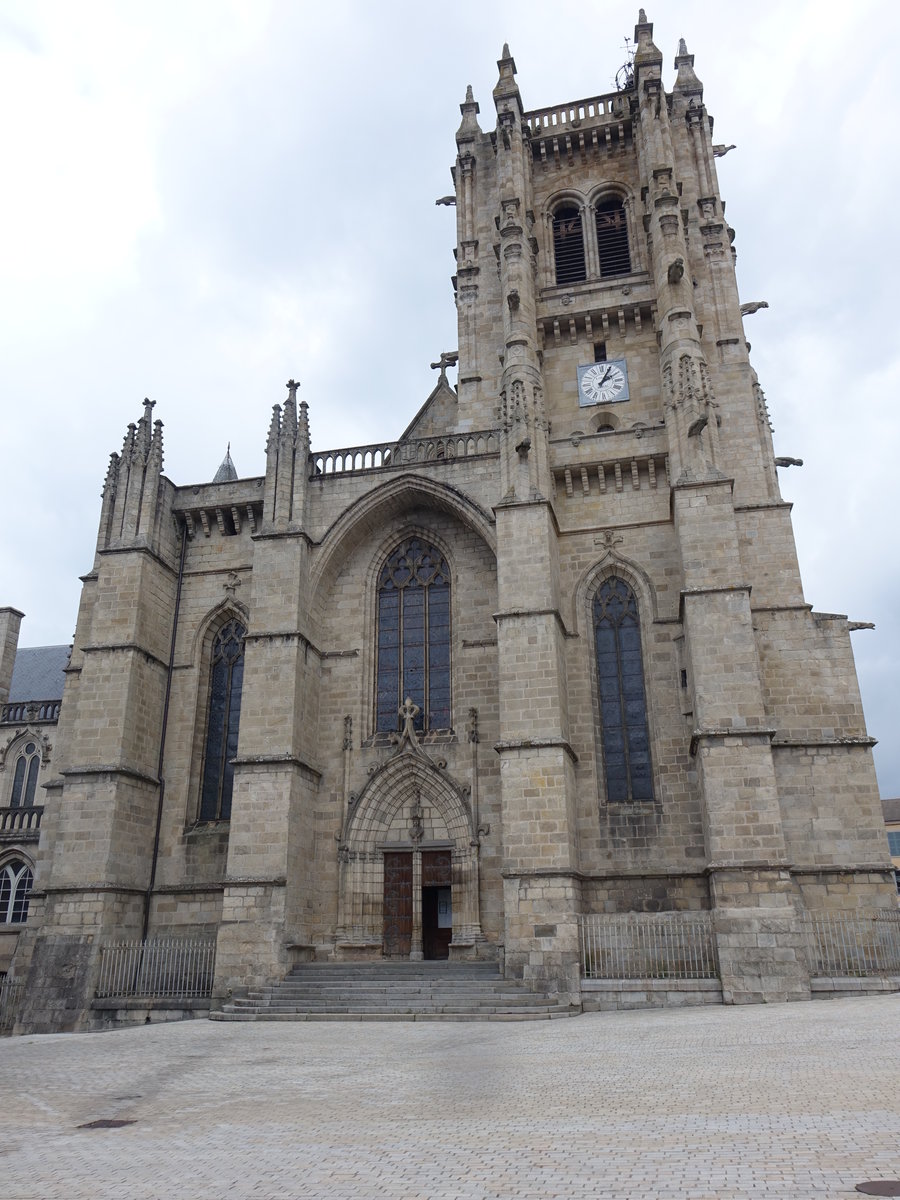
552,205,587,285
0,860,33,924
593,577,653,801
199,619,246,821
595,197,631,277
375,538,451,733
10,741,40,807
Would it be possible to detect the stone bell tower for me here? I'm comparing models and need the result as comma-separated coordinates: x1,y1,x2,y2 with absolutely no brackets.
449,12,894,1003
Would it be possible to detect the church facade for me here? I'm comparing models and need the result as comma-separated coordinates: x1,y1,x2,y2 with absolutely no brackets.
12,14,896,1031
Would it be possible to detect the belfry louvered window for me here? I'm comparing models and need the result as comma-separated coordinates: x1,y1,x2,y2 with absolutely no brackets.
595,197,631,277
200,619,246,821
375,538,451,733
10,741,40,807
594,577,653,801
0,860,33,924
552,205,587,285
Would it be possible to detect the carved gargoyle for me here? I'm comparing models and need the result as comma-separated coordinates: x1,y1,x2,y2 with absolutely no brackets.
713,144,736,157
740,300,769,316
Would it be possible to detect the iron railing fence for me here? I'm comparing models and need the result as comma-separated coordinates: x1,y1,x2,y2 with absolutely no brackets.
579,911,719,980
97,937,216,1000
0,978,24,1033
803,910,900,977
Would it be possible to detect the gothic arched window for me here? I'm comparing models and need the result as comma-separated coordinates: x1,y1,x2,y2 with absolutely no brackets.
375,538,451,734
10,741,40,808
552,205,587,285
595,197,631,277
199,619,246,821
0,860,33,924
593,577,653,802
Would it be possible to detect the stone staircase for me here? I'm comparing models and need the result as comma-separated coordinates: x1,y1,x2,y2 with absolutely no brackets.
211,961,581,1022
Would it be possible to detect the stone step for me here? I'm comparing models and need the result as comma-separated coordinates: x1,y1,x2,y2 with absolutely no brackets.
211,1009,578,1023
212,962,574,1023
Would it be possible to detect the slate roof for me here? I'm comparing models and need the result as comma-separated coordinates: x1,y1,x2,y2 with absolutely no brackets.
8,645,70,702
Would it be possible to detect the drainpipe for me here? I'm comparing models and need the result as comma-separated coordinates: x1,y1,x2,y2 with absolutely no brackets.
142,524,187,941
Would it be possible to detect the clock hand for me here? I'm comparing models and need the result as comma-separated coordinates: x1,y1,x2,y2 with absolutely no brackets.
598,367,613,385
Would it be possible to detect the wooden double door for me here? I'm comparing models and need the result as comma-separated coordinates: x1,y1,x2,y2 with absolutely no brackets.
383,849,452,959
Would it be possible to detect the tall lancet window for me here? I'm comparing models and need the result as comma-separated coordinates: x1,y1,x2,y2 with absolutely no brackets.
593,577,653,802
375,538,451,733
10,741,40,807
200,619,246,821
595,197,631,277
552,205,587,285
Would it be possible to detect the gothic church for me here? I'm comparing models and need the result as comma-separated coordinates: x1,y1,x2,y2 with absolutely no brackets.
8,13,896,1031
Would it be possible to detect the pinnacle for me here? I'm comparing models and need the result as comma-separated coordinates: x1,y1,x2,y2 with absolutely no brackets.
678,37,689,56
212,443,238,484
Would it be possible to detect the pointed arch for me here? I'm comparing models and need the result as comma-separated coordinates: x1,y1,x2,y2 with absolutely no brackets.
311,473,496,614
344,754,473,850
198,617,246,822
592,576,653,801
0,853,34,924
337,753,483,954
574,551,658,805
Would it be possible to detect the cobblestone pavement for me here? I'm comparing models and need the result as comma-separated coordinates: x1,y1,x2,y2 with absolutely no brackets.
3,996,900,1200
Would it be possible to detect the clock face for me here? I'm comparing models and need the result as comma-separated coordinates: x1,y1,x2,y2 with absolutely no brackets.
577,359,629,406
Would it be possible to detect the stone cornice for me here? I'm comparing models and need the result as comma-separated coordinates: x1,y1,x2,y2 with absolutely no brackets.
61,764,159,786
232,754,322,782
494,737,578,764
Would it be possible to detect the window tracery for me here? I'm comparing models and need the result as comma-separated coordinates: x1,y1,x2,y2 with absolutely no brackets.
9,741,40,808
199,619,246,821
0,860,32,924
593,577,653,801
375,538,451,734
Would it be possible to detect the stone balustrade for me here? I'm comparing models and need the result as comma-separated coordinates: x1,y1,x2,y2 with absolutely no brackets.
311,430,499,478
524,92,625,133
0,805,43,840
1,700,60,724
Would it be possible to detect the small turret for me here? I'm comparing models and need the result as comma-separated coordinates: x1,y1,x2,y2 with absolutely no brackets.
263,379,309,533
212,444,238,484
674,38,703,98
456,84,481,142
98,400,166,552
492,43,522,116
633,10,663,70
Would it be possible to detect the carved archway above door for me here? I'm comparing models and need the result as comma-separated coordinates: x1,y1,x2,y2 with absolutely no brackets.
336,750,483,957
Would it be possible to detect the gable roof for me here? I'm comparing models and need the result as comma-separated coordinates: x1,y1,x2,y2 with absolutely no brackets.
8,645,70,702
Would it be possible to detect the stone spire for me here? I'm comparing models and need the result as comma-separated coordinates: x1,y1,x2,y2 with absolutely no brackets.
457,84,481,140
674,37,703,96
263,379,309,532
97,400,166,552
634,9,663,69
212,444,238,484
493,43,521,113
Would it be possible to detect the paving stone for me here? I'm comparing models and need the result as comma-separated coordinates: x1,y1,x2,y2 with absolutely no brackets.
3,995,900,1198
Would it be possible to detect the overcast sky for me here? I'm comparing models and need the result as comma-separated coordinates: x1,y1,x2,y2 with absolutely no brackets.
2,1,898,795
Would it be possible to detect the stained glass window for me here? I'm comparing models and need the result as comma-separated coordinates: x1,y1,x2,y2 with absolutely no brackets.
375,539,451,733
199,619,246,821
10,741,39,808
0,861,33,924
593,577,653,802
